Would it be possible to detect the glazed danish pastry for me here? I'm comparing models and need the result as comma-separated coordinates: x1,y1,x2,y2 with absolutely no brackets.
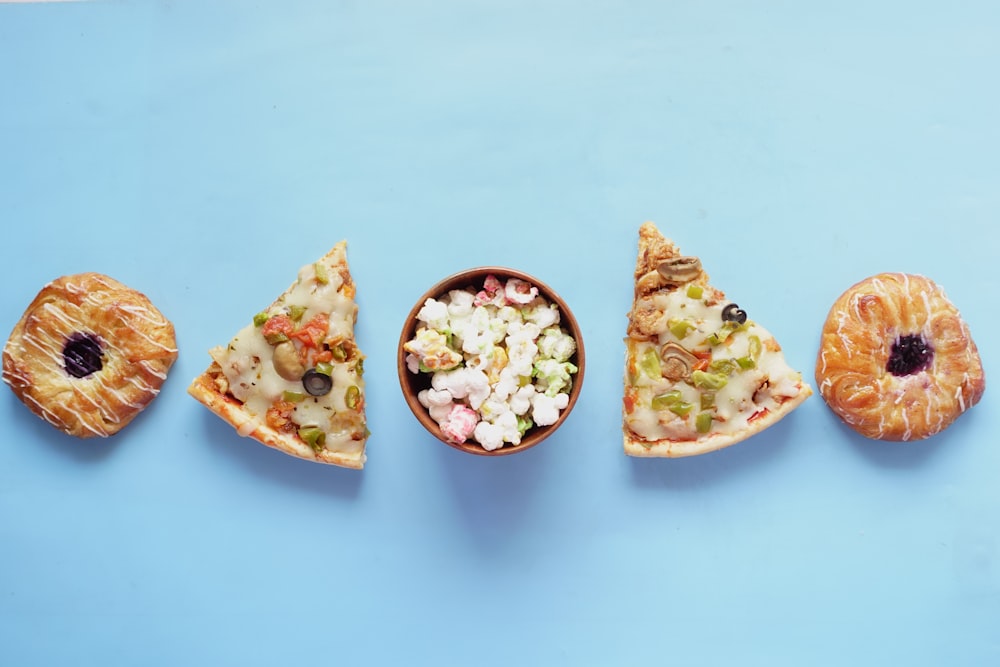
815,273,985,441
2,273,178,438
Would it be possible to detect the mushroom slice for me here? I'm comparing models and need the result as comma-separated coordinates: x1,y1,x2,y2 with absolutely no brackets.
660,341,698,381
656,257,702,284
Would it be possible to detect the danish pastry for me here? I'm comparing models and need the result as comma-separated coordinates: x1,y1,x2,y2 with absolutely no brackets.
3,273,178,438
815,273,985,441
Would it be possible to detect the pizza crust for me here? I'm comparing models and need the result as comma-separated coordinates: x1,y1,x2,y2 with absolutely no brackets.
623,389,811,457
188,361,365,468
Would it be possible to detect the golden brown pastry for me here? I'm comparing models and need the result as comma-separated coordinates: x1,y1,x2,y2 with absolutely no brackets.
3,273,178,437
816,273,985,440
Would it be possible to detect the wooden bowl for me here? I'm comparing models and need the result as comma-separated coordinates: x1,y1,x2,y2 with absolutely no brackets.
397,267,585,456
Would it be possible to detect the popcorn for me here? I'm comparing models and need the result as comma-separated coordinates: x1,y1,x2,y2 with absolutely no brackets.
508,384,536,416
525,304,560,329
431,367,490,410
406,275,578,450
473,420,506,451
538,326,576,363
477,410,522,450
418,388,456,423
531,392,569,426
416,298,449,330
440,404,479,444
504,278,538,305
533,358,578,397
446,289,475,318
402,328,463,371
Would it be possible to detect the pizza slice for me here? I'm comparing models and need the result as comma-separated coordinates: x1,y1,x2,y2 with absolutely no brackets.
623,222,811,457
188,241,369,469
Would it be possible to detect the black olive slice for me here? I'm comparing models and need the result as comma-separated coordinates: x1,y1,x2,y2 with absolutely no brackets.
302,368,333,396
721,303,748,325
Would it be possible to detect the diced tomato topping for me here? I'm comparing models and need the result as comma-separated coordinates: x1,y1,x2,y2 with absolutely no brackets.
690,349,713,372
261,314,294,340
748,408,770,424
291,313,330,348
313,349,333,364
623,390,637,415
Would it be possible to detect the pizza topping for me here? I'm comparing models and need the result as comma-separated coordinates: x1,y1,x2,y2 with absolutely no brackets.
705,320,746,346
638,347,661,379
651,390,692,417
691,369,728,391
668,318,697,340
625,287,806,443
659,342,697,381
313,262,329,285
302,368,333,396
298,425,326,450
261,314,294,344
656,256,702,284
272,341,305,381
291,313,329,349
695,411,714,433
721,303,748,325
330,343,348,362
344,385,361,410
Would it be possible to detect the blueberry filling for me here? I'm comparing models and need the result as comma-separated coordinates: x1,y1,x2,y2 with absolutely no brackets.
886,334,934,377
63,333,104,379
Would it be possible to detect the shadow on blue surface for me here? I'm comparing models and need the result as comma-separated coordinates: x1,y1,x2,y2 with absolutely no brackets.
626,420,795,489
837,405,980,469
195,409,364,501
4,392,125,463
432,432,549,555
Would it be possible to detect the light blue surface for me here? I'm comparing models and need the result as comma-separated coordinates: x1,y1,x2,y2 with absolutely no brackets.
2,1,998,665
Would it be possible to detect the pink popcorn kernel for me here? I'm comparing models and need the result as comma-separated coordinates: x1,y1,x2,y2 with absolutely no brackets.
475,274,505,306
504,278,538,305
440,404,479,444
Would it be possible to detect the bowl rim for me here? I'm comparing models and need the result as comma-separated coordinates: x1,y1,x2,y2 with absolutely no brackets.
396,266,586,456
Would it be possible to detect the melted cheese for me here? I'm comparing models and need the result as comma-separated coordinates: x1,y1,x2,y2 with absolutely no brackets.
212,259,366,457
626,288,805,444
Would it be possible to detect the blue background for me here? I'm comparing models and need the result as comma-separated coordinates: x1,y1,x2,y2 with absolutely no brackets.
2,1,998,665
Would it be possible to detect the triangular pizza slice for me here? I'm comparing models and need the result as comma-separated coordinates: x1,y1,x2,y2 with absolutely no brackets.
188,241,368,469
623,222,811,457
